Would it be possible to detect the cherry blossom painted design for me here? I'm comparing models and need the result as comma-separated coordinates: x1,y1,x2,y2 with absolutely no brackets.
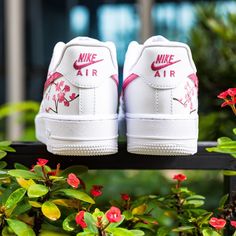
173,81,197,114
44,80,79,114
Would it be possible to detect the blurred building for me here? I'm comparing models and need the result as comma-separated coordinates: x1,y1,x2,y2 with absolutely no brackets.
0,0,235,139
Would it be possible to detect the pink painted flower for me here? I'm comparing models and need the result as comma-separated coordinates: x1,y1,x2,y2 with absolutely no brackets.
52,94,56,101
55,81,64,91
231,220,236,228
64,100,70,107
37,158,48,166
75,211,87,228
209,217,226,230
69,93,76,100
64,85,70,92
106,206,122,223
90,185,103,197
57,92,65,103
121,193,130,201
173,174,187,182
67,173,80,188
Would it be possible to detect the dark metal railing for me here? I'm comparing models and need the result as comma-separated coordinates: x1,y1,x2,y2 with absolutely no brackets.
5,142,236,201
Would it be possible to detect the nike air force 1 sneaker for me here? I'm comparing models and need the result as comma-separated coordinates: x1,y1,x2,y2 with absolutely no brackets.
122,36,198,155
35,37,119,156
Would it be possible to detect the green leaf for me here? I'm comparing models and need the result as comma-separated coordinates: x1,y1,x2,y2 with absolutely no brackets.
2,226,16,236
219,194,229,208
196,212,213,227
233,231,236,236
27,184,49,198
39,231,69,236
0,161,7,169
185,195,205,207
60,165,88,176
42,201,61,221
123,210,133,220
63,213,77,232
132,204,147,215
5,188,26,210
0,150,7,159
223,170,236,176
7,218,36,236
107,215,125,229
233,128,236,135
129,230,144,236
29,201,42,208
76,233,95,236
202,228,221,236
156,226,171,236
33,165,51,178
172,226,195,232
8,170,41,180
217,137,232,144
0,141,12,146
52,199,80,208
11,201,32,216
134,222,154,231
84,212,98,233
136,215,158,225
108,228,134,236
59,189,95,204
0,146,16,152
14,163,28,170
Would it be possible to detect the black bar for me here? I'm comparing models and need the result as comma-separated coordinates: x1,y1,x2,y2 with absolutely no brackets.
5,141,235,170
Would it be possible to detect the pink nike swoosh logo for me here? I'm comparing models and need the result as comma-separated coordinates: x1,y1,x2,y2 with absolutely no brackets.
151,60,181,71
73,59,104,71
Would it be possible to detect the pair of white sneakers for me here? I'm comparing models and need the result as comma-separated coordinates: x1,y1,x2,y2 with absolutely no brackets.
35,35,198,156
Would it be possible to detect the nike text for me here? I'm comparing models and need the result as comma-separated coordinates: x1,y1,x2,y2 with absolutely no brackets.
73,53,103,76
151,54,181,77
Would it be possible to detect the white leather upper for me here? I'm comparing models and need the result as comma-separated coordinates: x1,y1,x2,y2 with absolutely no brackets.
40,37,118,116
123,36,198,115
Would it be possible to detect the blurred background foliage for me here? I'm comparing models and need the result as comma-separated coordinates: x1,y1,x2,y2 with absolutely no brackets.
1,2,235,216
190,3,236,140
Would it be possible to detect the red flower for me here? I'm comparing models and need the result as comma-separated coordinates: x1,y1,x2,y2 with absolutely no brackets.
121,193,130,201
37,158,48,166
221,97,236,107
209,217,226,230
105,206,122,223
173,174,187,182
231,220,236,228
90,185,103,197
67,173,80,188
227,88,236,97
217,90,229,99
75,211,87,228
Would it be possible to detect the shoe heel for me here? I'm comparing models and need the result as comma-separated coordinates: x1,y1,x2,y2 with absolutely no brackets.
126,114,198,156
35,114,118,156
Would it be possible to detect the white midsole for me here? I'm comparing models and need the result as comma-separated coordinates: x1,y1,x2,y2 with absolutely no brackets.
126,113,198,140
126,113,198,155
35,114,118,145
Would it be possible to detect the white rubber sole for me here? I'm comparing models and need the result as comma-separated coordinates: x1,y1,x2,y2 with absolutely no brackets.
126,113,198,156
35,114,118,156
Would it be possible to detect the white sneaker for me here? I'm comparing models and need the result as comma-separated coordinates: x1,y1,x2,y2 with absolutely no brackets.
35,37,119,156
121,36,198,155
